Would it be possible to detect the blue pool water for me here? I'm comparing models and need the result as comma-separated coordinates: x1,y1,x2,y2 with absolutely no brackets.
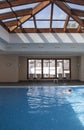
0,86,84,130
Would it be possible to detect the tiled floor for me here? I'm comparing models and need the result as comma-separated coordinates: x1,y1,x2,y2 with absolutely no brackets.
0,80,84,87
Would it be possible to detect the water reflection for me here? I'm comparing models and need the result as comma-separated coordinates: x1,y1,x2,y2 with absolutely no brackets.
66,88,84,127
26,86,68,113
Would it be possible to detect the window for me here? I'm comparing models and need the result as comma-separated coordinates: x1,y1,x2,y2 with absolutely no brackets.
57,59,70,78
43,60,55,78
27,59,70,79
28,59,42,79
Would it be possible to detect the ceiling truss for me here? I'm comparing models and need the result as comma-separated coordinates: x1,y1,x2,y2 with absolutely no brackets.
0,0,84,33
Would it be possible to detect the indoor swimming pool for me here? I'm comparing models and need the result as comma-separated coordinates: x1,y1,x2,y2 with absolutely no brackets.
0,86,84,130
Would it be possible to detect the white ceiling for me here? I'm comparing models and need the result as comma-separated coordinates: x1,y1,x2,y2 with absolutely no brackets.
0,26,84,55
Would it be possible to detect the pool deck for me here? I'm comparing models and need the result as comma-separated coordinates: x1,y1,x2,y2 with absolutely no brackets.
0,80,84,88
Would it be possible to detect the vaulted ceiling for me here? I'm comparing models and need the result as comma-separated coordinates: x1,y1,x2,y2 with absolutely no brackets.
0,0,84,33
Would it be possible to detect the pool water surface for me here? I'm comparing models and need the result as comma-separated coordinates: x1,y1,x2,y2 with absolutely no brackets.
0,86,84,130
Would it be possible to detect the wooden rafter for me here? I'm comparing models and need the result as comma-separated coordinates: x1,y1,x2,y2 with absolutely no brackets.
0,0,84,33
13,28,83,33
6,0,24,33
77,25,81,32
9,1,50,32
71,9,84,17
4,18,30,27
33,15,37,29
4,19,73,27
0,8,32,21
50,3,54,29
56,0,84,5
64,15,70,32
54,1,84,27
0,0,49,9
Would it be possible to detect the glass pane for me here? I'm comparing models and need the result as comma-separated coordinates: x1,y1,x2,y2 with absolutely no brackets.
2,17,18,22
64,60,69,70
52,21,65,28
35,60,41,78
29,60,35,74
57,60,63,78
66,3,84,10
37,21,50,28
28,60,35,78
0,8,12,14
64,60,70,78
53,4,67,19
50,60,55,77
22,20,34,28
67,21,78,28
43,60,49,78
28,59,42,79
36,5,51,19
12,3,39,11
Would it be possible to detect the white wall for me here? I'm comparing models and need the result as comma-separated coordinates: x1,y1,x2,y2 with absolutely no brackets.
19,57,27,81
0,55,82,82
18,56,79,81
79,55,84,81
0,55,19,82
71,57,79,80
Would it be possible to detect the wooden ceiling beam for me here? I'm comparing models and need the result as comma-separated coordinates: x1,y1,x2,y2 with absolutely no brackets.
4,20,22,27
6,0,24,33
9,1,50,32
13,28,83,33
64,15,70,31
50,3,54,29
4,19,75,27
77,25,81,32
33,15,37,29
0,8,32,21
0,0,49,9
56,0,84,5
71,9,84,17
54,1,84,27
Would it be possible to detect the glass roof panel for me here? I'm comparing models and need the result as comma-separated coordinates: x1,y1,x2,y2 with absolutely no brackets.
0,0,14,2
66,3,84,10
22,19,34,28
36,5,51,19
0,8,12,14
53,4,67,20
12,3,39,11
2,17,20,22
67,21,78,28
37,21,50,28
52,21,65,28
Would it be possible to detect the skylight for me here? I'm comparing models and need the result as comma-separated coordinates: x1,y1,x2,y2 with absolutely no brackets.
0,8,12,14
12,3,39,11
53,4,67,20
37,21,50,28
22,20,34,28
0,0,84,33
52,21,65,28
67,3,84,10
36,5,51,19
